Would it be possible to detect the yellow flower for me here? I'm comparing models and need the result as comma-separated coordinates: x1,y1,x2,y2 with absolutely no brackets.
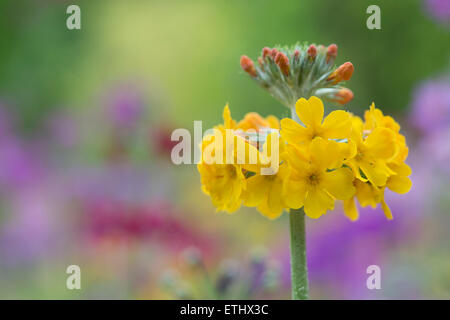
198,105,245,213
345,119,397,187
198,105,281,214
364,102,400,133
241,132,288,219
283,137,355,219
237,112,280,131
386,162,412,195
343,180,392,221
343,104,412,221
198,162,246,213
364,103,409,164
280,96,351,147
222,104,237,129
343,168,412,221
219,104,279,132
242,162,290,219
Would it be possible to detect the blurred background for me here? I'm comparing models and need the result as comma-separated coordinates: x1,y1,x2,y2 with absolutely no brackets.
0,0,449,299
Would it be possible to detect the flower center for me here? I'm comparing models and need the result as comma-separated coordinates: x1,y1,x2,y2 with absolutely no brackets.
227,164,237,178
355,152,364,161
308,173,320,186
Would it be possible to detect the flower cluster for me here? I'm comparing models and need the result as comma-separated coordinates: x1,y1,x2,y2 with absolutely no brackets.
198,42,411,221
197,96,411,221
240,43,354,108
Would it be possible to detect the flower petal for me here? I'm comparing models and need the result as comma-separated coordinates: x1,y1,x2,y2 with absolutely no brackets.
303,188,334,219
309,137,340,170
280,118,310,146
283,174,307,209
355,180,379,208
360,160,390,187
387,175,412,194
381,198,393,220
365,127,397,160
321,110,351,139
295,97,324,129
266,115,280,129
345,159,368,182
286,144,310,173
223,104,236,129
243,175,269,207
343,197,359,221
388,162,412,176
322,167,356,200
266,179,285,218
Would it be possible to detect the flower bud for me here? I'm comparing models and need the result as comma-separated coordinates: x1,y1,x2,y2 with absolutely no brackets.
333,88,354,104
307,45,317,59
275,51,290,76
262,47,271,59
326,44,338,63
327,62,354,83
240,55,257,77
257,57,264,68
271,48,278,59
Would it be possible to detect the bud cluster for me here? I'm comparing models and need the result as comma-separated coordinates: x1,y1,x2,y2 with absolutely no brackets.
240,43,354,108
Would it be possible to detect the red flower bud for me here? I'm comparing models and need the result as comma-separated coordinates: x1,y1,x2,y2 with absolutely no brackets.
327,62,354,83
326,44,338,63
333,88,354,104
262,47,271,59
275,51,290,76
240,55,257,77
271,48,278,59
307,45,317,59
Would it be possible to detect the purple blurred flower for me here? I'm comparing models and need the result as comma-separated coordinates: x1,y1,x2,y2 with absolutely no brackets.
45,111,79,148
424,0,450,24
276,210,423,299
409,77,450,135
0,136,45,192
420,127,450,176
0,190,60,267
64,164,172,204
105,84,145,130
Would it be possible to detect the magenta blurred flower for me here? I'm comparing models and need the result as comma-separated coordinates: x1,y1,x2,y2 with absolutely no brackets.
409,76,450,134
420,127,450,176
105,84,145,130
425,0,450,24
0,136,45,192
151,124,178,158
81,199,215,253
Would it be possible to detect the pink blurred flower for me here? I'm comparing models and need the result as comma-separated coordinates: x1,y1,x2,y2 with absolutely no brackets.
104,84,145,130
425,0,450,24
409,77,450,135
81,199,216,253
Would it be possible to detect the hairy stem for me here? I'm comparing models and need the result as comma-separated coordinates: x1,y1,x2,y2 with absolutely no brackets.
289,207,309,300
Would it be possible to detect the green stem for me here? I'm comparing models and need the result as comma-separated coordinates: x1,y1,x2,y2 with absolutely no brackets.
289,207,309,300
